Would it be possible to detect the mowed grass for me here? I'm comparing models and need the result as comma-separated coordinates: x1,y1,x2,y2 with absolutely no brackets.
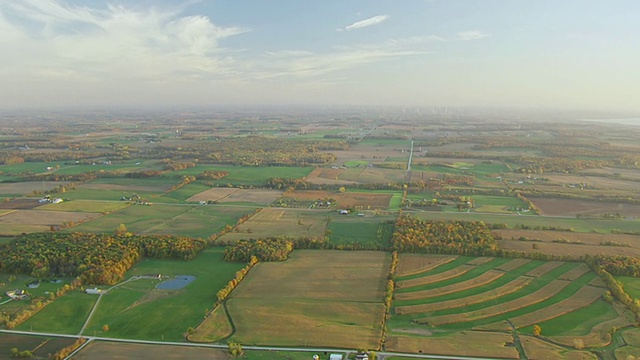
82,247,244,341
225,250,389,349
327,216,394,246
16,291,97,334
616,276,640,299
70,204,253,238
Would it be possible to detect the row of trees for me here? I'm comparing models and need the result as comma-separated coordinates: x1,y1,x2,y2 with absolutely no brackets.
216,256,259,302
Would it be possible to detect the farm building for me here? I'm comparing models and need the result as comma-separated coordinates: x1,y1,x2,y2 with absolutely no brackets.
329,354,343,360
339,209,349,215
6,289,28,300
85,287,103,295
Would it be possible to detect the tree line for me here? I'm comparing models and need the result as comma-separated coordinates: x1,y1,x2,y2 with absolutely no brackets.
0,232,206,285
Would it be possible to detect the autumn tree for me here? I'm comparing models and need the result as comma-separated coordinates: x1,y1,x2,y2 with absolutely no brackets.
533,324,542,336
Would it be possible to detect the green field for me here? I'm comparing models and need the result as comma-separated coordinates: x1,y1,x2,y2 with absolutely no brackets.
81,247,244,341
327,217,392,246
616,276,640,299
16,291,96,334
70,204,253,238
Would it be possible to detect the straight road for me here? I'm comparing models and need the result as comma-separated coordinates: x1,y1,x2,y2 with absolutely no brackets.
0,328,502,360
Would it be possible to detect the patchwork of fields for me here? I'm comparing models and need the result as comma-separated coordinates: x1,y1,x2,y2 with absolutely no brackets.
387,254,630,358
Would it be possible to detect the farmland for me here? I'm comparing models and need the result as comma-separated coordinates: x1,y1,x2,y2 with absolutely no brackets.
219,250,389,349
386,254,629,358
2,111,640,358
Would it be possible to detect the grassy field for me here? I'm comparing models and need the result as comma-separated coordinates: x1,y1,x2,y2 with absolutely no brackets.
16,291,97,334
222,250,389,349
327,216,394,246
79,247,244,341
70,204,253,238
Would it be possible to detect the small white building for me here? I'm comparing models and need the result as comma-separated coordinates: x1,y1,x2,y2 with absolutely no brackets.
85,287,103,295
329,354,343,360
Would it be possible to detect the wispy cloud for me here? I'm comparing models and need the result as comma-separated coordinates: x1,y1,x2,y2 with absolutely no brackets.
457,30,489,41
338,15,389,32
0,1,250,80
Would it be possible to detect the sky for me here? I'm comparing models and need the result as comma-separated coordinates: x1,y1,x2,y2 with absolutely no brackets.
1,0,639,113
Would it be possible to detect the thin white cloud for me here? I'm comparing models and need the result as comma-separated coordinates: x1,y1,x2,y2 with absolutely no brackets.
457,30,489,41
340,15,389,31
0,1,250,80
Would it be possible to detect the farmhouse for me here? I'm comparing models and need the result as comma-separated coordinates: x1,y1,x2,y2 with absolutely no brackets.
85,287,103,295
329,354,343,360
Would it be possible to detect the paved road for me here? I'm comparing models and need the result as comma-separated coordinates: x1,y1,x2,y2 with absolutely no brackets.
0,328,502,360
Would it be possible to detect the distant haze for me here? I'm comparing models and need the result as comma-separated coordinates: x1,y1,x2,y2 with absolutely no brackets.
1,1,639,113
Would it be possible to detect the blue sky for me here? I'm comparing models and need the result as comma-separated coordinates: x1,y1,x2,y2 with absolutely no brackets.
1,0,639,112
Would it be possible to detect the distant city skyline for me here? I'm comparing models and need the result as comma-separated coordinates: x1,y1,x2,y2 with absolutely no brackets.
1,1,639,113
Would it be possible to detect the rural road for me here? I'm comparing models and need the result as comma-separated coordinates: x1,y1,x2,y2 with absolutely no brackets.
0,328,503,360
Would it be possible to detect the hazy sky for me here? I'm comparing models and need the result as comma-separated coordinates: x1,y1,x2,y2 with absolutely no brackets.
1,0,639,112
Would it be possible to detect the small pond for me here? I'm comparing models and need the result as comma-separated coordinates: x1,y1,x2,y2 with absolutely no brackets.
156,275,196,290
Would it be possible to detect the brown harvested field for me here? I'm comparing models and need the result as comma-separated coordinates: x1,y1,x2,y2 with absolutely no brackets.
524,261,564,277
520,336,597,360
496,229,640,247
330,144,407,166
0,335,75,359
543,173,640,192
306,167,357,185
416,279,571,326
495,258,531,272
0,198,42,209
189,305,232,342
72,341,228,360
339,167,407,184
0,209,100,225
0,209,101,235
498,239,640,258
396,265,474,289
233,250,388,301
396,254,458,277
529,197,640,217
395,277,532,315
582,167,640,181
187,187,283,204
385,331,518,359
225,250,389,348
509,285,603,329
395,271,504,301
79,182,170,192
215,208,327,242
557,263,590,281
281,190,392,209
0,181,69,195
